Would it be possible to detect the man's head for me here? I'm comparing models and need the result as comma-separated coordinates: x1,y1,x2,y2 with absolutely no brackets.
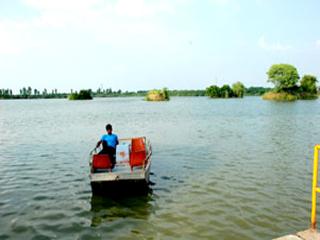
106,124,112,134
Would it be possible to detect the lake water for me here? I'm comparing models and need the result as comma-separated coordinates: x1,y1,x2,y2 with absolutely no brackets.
1,97,320,239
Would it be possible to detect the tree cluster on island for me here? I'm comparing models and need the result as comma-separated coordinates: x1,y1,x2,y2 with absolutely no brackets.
206,82,245,98
263,64,319,101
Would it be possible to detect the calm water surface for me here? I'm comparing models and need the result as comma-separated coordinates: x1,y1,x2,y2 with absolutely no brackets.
1,97,320,239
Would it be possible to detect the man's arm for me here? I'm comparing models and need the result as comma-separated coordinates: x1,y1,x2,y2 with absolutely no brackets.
96,140,102,148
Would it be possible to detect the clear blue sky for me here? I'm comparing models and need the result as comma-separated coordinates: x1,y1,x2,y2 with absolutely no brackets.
0,0,319,93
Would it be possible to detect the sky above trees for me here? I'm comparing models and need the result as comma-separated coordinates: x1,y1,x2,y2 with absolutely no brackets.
0,0,319,93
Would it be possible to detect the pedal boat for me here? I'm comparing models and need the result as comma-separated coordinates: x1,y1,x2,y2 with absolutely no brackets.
89,137,152,195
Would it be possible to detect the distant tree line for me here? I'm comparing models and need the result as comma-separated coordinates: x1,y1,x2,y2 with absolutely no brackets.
0,85,275,100
169,90,206,96
93,88,147,97
0,87,67,99
245,87,272,96
93,88,206,97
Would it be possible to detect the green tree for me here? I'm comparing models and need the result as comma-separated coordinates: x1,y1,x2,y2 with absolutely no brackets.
22,87,27,96
162,88,170,100
300,75,317,94
220,84,233,98
27,86,32,96
232,82,245,98
267,64,299,91
206,85,220,98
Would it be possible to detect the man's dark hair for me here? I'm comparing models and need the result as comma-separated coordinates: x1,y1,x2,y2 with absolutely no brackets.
106,124,112,131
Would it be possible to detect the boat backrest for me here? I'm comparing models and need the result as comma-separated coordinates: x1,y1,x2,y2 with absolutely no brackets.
131,137,145,152
130,137,146,169
92,154,112,169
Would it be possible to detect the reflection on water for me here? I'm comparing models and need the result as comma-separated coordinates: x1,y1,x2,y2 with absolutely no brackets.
90,194,153,228
0,97,320,239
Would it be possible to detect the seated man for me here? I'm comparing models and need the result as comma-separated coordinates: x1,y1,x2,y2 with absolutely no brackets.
98,140,109,155
96,124,119,168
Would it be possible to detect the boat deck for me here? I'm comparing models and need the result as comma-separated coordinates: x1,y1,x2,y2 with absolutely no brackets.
90,160,150,182
274,229,320,240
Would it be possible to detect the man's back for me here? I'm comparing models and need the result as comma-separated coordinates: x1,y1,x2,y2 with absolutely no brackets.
101,134,118,149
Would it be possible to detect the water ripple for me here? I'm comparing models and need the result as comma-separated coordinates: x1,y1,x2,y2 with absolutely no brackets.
0,97,319,239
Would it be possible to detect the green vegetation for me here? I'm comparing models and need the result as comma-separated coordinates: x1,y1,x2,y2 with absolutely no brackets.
263,64,318,101
68,89,93,100
267,64,299,91
1,87,206,99
300,75,317,94
93,89,206,97
206,82,245,98
0,85,280,100
145,88,170,101
262,92,297,101
169,89,205,96
245,87,272,96
232,82,245,98
0,87,67,99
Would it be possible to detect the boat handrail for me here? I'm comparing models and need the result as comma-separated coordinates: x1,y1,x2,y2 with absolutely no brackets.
311,144,320,229
119,137,146,142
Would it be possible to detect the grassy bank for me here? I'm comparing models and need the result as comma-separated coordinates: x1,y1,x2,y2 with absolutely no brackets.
262,91,318,101
145,88,170,101
262,92,298,101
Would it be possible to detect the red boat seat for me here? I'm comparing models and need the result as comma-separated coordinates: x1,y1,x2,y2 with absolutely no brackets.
92,154,112,171
130,137,146,170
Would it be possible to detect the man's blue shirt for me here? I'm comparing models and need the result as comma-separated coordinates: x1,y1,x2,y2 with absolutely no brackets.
101,134,118,149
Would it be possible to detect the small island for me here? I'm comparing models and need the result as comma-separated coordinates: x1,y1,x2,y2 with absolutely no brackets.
206,82,245,98
262,64,318,101
68,89,93,100
145,88,170,101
